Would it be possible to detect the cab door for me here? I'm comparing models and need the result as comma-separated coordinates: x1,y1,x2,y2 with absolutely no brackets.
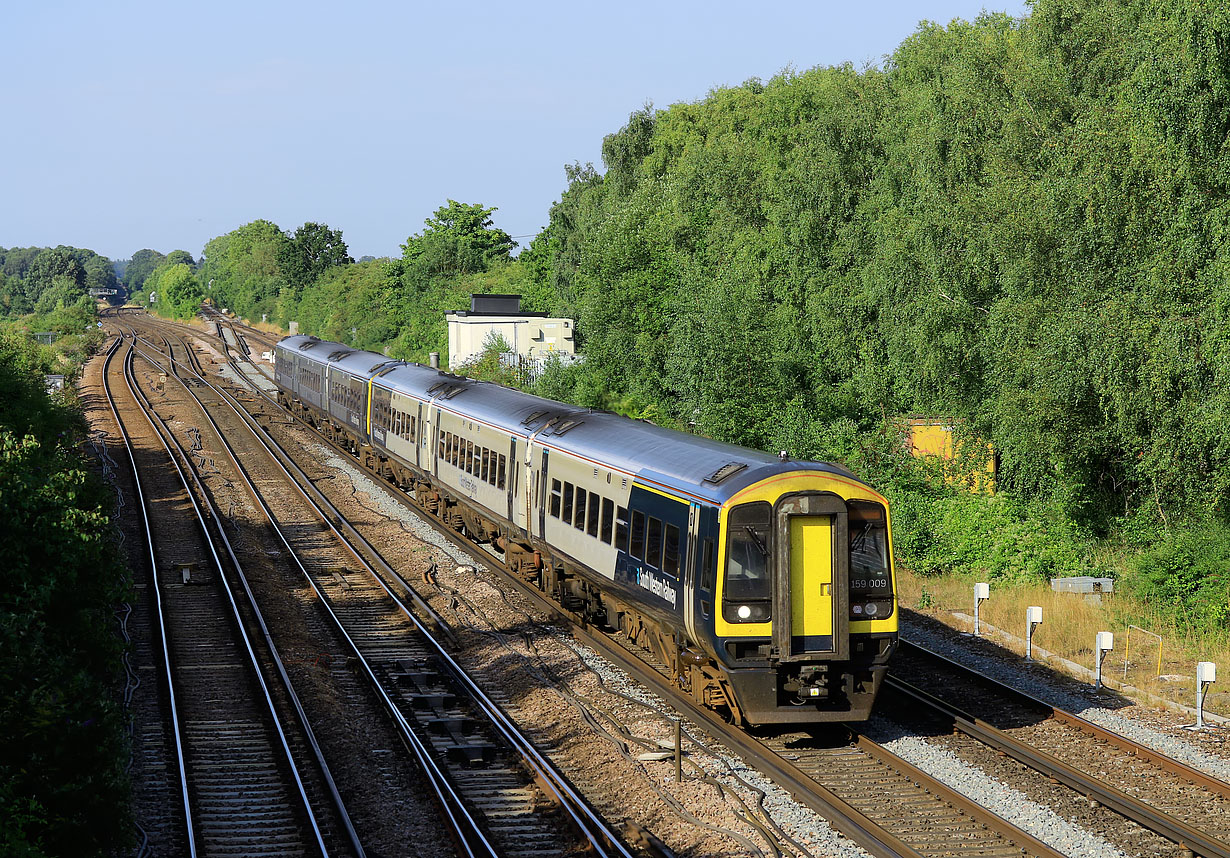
773,493,849,660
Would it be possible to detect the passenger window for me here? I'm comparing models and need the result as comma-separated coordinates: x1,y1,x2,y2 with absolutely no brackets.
663,523,680,576
616,507,629,552
438,430,446,459
600,498,614,544
562,482,574,523
574,488,587,530
481,449,490,483
646,517,663,568
550,479,562,518
630,510,646,561
498,454,507,489
587,493,600,537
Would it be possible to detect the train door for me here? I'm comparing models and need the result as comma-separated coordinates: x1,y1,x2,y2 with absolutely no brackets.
682,502,701,644
413,401,422,469
430,406,440,478
507,436,518,526
773,493,849,660
691,506,718,641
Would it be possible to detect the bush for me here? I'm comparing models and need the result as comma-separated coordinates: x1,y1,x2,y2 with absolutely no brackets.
1120,524,1230,636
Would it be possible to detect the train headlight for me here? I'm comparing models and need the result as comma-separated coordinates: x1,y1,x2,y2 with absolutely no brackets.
850,598,895,621
723,601,770,623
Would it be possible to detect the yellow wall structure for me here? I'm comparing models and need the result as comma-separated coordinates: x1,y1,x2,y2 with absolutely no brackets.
905,419,996,494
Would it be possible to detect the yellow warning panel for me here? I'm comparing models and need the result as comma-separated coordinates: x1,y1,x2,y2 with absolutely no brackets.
906,418,996,494
790,515,833,648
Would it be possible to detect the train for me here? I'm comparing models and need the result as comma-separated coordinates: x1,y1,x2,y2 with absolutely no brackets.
273,335,898,726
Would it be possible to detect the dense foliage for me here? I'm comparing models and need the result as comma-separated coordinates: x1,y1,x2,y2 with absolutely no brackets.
508,0,1230,632
0,331,131,856
0,246,116,316
523,0,1230,535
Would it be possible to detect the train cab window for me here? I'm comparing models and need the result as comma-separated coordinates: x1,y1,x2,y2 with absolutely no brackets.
600,498,614,544
723,502,772,624
574,488,587,530
586,493,600,537
663,523,680,576
849,501,894,619
630,510,646,561
562,482,574,523
616,507,629,552
646,516,663,568
550,480,562,518
498,454,507,489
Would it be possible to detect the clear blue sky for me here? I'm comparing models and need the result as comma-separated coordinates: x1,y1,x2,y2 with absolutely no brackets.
1,0,1027,263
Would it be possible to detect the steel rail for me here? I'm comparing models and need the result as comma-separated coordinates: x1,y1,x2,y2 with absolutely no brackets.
117,333,332,856
124,333,498,858
885,672,1230,858
124,329,368,857
128,324,632,858
898,637,1230,799
99,337,197,857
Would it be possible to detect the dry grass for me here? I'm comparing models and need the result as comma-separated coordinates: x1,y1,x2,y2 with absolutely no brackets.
898,568,1230,717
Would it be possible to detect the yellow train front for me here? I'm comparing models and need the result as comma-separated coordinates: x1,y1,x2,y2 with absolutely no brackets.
693,467,897,725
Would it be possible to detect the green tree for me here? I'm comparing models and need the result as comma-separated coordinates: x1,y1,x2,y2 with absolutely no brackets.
198,220,288,320
277,222,352,293
401,200,516,277
122,249,166,293
0,333,132,856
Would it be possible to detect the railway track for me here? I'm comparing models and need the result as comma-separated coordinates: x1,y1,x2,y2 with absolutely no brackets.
121,308,1230,858
112,313,640,858
888,639,1230,858
101,335,349,857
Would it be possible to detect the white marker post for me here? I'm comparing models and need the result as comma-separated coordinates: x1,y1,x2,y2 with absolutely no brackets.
1095,632,1114,690
1025,606,1043,662
1197,662,1217,729
973,582,990,636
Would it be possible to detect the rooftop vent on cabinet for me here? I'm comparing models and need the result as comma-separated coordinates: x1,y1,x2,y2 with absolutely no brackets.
521,410,549,426
703,462,747,484
327,350,352,361
551,419,584,436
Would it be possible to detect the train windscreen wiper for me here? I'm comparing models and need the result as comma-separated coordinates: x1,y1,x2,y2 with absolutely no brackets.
744,525,768,556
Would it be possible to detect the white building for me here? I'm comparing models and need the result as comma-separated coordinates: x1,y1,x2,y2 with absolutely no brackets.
446,294,575,370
